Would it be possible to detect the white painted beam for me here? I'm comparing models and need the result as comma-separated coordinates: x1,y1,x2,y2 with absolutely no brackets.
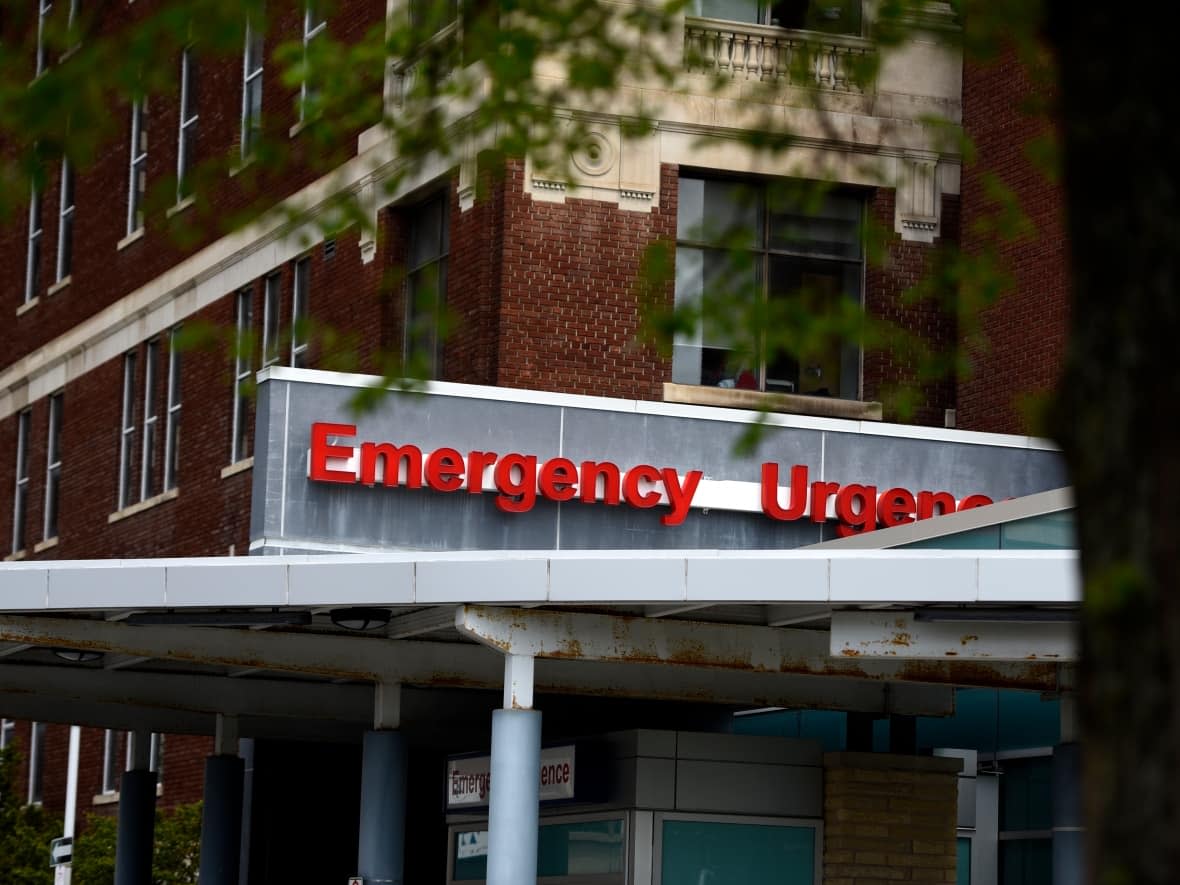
829,611,1078,662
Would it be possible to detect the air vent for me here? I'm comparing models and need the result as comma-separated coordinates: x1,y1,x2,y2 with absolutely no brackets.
323,239,337,260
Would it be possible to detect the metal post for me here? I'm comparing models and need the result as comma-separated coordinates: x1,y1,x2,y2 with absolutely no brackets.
1052,742,1083,885
198,755,245,885
357,730,408,884
486,654,541,885
114,768,157,885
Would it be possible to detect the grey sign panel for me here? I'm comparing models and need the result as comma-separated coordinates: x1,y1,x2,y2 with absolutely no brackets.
251,371,1068,555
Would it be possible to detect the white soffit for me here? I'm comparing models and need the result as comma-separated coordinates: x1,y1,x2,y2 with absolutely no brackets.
0,549,1081,612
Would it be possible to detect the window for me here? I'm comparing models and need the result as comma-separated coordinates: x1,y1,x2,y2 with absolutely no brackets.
140,338,160,501
36,0,52,76
25,185,42,304
0,719,14,750
176,49,198,202
690,0,862,34
241,20,264,159
101,729,120,794
124,731,162,773
262,273,281,367
12,409,31,553
300,1,327,120
291,258,310,368
673,175,863,399
449,814,626,884
56,159,74,282
405,192,449,377
27,721,46,804
998,755,1053,885
127,100,147,235
43,392,62,540
655,813,820,885
117,351,137,510
164,329,182,491
232,289,254,463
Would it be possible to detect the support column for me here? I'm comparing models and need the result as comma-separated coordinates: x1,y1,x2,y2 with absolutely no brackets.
1053,694,1083,885
486,654,542,885
357,682,407,885
198,716,245,885
115,732,157,885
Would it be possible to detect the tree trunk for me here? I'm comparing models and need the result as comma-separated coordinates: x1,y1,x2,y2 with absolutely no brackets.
1048,4,1180,882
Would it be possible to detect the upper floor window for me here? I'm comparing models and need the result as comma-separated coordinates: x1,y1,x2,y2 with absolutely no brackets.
0,718,14,750
404,192,449,377
164,328,182,491
291,258,311,367
44,392,63,540
27,721,46,805
673,175,864,400
25,185,42,304
140,337,160,501
127,100,148,235
56,159,74,282
691,0,862,35
300,2,327,120
176,49,199,202
241,20,264,159
232,288,254,463
101,729,120,794
11,409,31,555
35,0,52,76
117,351,137,509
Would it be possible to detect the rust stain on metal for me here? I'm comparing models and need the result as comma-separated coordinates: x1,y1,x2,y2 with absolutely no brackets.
839,648,861,657
888,632,913,647
551,638,584,659
960,634,979,645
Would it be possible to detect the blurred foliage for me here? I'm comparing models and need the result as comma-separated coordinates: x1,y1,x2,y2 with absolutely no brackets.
72,801,202,885
0,745,61,885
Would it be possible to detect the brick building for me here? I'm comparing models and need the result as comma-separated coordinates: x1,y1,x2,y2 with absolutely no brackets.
1,2,1074,885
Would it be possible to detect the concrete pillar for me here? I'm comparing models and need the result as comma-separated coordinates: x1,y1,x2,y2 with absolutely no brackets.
198,755,246,885
114,769,157,885
486,654,541,885
1052,742,1083,885
357,730,408,884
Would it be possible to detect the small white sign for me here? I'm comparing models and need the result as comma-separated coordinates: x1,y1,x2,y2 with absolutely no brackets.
446,745,575,808
456,831,488,860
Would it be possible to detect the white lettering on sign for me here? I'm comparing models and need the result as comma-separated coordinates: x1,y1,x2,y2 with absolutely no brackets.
447,746,576,808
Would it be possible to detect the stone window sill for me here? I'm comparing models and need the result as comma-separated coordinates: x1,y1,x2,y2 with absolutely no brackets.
228,156,255,178
3,549,27,562
220,457,254,479
663,382,883,421
33,536,59,553
16,297,39,317
47,276,71,296
108,487,179,524
166,195,196,218
92,782,164,805
117,228,145,251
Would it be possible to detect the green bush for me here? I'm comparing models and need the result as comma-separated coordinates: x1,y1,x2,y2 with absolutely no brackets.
0,746,62,885
72,800,203,885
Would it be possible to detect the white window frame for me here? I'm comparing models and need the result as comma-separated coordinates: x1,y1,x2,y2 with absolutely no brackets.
124,731,162,773
164,328,182,491
404,192,450,377
55,158,73,282
25,184,42,304
43,392,63,541
117,351,137,510
101,729,119,794
12,409,31,554
176,48,198,202
27,721,46,805
232,289,253,463
262,273,281,367
291,258,310,367
0,718,14,750
140,338,159,501
240,19,264,160
299,2,326,121
36,0,52,76
127,100,147,235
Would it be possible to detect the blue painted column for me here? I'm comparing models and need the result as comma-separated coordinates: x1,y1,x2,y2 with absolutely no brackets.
1052,741,1083,885
198,755,246,885
114,768,157,885
357,730,408,884
486,654,541,885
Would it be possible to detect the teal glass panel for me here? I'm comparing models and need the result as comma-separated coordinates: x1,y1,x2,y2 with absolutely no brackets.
902,525,1001,549
660,819,814,885
957,837,971,885
1000,757,1053,832
538,819,625,877
916,689,1060,753
453,831,488,881
999,839,1052,885
1000,512,1077,550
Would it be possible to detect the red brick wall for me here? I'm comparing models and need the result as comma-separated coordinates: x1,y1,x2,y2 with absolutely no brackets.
492,161,675,400
863,190,960,428
956,46,1070,434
